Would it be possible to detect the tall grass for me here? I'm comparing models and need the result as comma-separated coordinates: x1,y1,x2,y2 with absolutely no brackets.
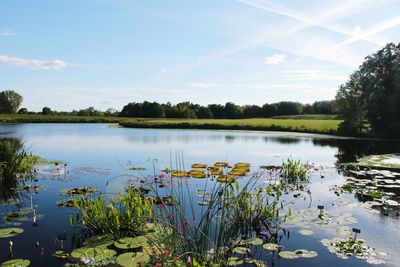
0,138,38,201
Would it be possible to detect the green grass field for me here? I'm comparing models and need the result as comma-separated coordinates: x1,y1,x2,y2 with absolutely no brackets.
0,114,342,135
0,114,131,123
120,118,342,135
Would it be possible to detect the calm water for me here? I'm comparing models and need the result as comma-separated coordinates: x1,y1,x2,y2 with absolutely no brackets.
0,123,400,267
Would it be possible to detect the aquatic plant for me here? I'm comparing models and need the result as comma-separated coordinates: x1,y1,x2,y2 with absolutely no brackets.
71,188,154,236
0,138,38,202
281,158,310,183
321,237,386,264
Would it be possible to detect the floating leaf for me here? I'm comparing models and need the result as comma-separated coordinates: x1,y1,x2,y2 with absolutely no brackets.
0,228,24,238
233,246,251,255
242,237,263,246
52,251,70,259
299,229,314,236
116,252,150,267
227,257,244,266
191,164,207,169
114,236,148,249
1,259,30,267
262,243,279,251
278,251,300,259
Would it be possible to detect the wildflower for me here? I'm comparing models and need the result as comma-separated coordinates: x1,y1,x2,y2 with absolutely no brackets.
80,257,94,264
259,230,269,236
151,247,159,254
155,261,162,267
162,249,170,256
186,256,192,265
277,245,285,251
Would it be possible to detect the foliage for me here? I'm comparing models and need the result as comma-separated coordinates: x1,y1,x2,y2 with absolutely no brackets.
71,188,154,236
0,138,38,180
0,90,23,114
335,42,400,137
119,118,341,135
281,158,310,183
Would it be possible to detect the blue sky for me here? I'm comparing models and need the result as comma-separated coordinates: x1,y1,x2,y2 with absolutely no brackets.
1,0,399,111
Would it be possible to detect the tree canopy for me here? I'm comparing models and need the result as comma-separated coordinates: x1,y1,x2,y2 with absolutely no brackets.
335,43,400,137
0,90,23,114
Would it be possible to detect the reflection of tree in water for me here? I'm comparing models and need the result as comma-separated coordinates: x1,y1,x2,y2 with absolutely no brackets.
0,138,36,203
263,136,303,144
313,138,400,170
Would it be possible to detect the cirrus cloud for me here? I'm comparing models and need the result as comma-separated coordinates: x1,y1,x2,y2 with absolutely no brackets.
264,53,286,64
0,54,66,70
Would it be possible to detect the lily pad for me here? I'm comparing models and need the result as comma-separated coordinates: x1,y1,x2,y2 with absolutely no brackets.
227,257,245,266
278,251,300,259
233,246,251,255
114,236,148,249
263,243,279,251
1,259,30,267
52,251,70,259
242,237,263,246
116,252,150,267
191,164,207,168
0,227,24,238
299,229,314,236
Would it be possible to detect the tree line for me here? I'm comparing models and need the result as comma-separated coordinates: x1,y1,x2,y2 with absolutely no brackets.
0,92,336,119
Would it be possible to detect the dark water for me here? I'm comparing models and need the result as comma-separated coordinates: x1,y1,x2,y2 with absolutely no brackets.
0,123,400,267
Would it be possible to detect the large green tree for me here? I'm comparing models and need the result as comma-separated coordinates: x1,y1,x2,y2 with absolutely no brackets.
0,90,23,114
335,43,400,137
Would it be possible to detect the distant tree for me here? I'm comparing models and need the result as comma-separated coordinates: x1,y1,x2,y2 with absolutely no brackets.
274,101,303,115
261,103,277,117
196,106,214,119
17,108,28,114
336,43,400,137
243,105,262,118
0,90,23,114
208,104,225,119
311,100,335,114
105,108,118,117
42,107,52,115
224,102,243,119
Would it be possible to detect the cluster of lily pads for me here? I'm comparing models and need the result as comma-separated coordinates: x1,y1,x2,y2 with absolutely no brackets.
167,162,251,183
321,237,386,264
331,166,400,216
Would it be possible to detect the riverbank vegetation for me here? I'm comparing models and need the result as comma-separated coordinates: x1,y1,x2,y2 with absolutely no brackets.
119,118,341,135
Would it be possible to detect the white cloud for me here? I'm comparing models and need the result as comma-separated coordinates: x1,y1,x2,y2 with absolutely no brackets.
264,54,286,64
0,29,18,36
283,70,348,81
0,54,66,70
187,82,222,88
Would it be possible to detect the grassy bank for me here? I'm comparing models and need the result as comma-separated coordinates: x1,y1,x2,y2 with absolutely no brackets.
0,114,342,135
120,118,342,135
0,114,133,123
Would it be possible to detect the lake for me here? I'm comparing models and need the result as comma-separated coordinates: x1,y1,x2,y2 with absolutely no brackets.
0,123,400,267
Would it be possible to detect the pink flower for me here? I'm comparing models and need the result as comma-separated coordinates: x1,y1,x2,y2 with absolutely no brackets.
186,256,192,265
162,249,170,256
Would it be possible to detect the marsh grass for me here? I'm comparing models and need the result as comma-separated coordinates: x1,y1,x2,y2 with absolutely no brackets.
0,138,38,201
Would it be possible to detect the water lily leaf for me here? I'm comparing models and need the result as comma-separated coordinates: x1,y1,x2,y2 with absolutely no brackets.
94,249,117,260
0,227,24,238
294,249,318,258
299,229,314,236
235,163,250,168
114,236,148,249
242,237,263,246
263,243,279,251
233,246,251,254
52,251,70,259
71,247,97,259
278,251,300,259
116,252,150,267
83,234,114,248
227,257,244,266
214,162,228,167
1,259,30,267
191,164,207,169
244,258,266,267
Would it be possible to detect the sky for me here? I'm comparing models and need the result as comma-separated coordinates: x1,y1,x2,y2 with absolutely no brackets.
1,0,399,112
